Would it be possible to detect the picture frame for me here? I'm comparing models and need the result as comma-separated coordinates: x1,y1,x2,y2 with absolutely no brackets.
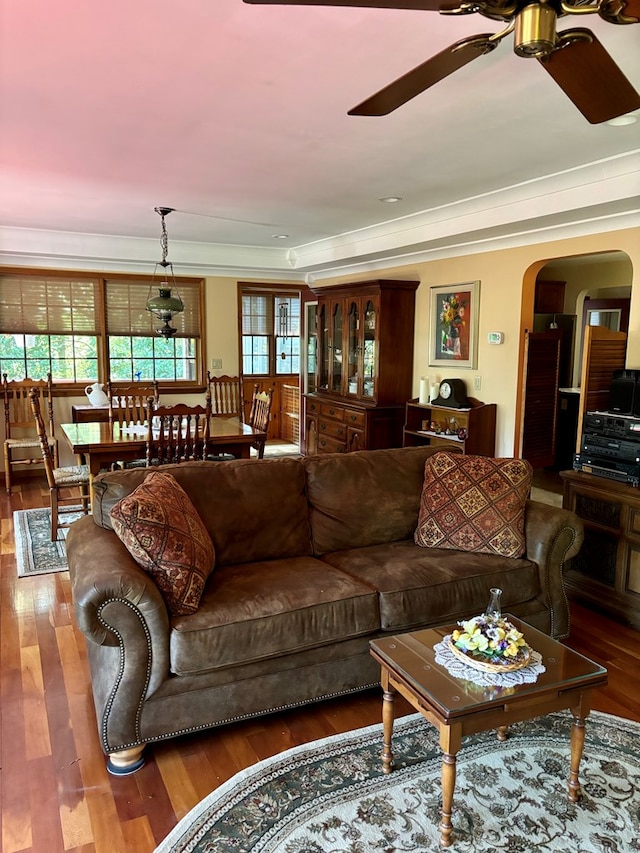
428,281,480,369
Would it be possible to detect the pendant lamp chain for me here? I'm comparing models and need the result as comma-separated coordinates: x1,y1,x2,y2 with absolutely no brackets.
146,206,184,339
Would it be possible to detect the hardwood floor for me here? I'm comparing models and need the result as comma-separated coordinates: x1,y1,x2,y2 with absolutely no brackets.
2,478,639,853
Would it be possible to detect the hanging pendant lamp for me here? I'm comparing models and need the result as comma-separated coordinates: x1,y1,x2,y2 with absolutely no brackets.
146,206,184,338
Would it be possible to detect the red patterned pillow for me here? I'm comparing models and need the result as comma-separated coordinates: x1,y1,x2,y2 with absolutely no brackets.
414,452,532,558
110,471,215,615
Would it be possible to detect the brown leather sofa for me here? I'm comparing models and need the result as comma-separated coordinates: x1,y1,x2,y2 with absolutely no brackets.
66,445,583,774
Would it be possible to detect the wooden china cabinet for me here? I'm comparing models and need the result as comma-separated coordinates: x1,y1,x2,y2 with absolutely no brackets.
302,279,419,455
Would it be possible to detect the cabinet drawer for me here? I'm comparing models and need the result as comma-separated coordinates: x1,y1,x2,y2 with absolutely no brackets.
306,398,321,415
344,409,365,428
318,418,347,439
317,434,347,454
320,403,344,421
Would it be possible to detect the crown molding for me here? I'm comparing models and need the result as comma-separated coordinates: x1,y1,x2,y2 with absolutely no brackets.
1,151,637,280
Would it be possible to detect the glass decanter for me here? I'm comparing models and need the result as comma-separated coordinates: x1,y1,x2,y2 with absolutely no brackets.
484,588,502,622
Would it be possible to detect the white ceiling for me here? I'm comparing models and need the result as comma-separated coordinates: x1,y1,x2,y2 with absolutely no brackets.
1,0,639,278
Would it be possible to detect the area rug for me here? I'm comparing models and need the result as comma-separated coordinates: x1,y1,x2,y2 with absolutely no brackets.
13,507,85,577
155,710,640,853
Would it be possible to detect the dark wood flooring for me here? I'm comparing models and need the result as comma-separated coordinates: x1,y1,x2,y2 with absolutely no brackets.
2,478,639,853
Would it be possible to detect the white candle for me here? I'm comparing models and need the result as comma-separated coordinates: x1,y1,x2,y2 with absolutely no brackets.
419,377,429,405
430,382,439,402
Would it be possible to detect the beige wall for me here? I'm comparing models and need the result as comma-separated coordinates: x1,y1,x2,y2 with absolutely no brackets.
195,228,638,457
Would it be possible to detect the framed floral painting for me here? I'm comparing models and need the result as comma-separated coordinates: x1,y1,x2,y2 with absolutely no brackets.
428,281,480,369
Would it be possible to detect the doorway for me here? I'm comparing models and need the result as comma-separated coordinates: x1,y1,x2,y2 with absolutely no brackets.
516,250,633,487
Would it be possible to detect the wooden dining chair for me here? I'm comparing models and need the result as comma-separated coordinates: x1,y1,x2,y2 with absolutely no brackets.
205,373,244,420
107,381,160,468
145,401,210,466
29,389,90,541
247,384,274,459
3,373,59,494
107,380,160,426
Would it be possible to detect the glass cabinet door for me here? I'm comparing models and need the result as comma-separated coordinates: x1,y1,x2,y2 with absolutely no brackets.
347,300,359,395
318,302,328,391
303,301,318,394
331,300,343,393
362,298,377,399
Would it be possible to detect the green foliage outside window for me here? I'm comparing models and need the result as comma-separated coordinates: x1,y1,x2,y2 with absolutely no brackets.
0,333,98,381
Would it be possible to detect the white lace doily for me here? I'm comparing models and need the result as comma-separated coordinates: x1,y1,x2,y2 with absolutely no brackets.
434,635,545,687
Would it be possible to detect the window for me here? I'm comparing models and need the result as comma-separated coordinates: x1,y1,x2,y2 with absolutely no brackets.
0,270,204,388
105,278,200,382
241,289,300,376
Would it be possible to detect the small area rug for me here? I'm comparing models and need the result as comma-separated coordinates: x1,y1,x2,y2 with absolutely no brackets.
13,507,85,577
155,710,639,853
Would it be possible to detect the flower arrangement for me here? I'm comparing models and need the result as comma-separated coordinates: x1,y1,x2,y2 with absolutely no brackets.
439,294,467,336
439,293,467,357
451,615,529,666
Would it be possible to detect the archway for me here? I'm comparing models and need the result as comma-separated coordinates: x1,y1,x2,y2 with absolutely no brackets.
515,250,633,474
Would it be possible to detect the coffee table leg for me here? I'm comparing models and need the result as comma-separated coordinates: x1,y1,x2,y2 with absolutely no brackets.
381,674,395,774
497,725,509,742
568,712,586,802
439,752,457,847
439,726,462,847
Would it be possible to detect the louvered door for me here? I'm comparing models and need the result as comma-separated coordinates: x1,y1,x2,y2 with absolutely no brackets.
576,325,627,452
521,329,562,468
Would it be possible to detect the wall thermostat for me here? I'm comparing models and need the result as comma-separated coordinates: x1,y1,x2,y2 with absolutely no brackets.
487,331,504,345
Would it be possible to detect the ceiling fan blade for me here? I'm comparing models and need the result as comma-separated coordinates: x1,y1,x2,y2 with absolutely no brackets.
348,34,497,115
538,29,640,123
243,1,446,9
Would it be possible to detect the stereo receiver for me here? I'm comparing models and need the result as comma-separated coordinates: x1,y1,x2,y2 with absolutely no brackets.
580,434,640,463
573,453,640,487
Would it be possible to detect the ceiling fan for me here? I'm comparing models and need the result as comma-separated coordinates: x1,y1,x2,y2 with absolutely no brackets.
243,0,640,122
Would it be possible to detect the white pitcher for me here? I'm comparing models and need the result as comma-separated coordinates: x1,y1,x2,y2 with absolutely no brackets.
85,382,109,407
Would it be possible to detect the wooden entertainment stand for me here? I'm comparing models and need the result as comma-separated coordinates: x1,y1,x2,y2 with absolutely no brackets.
561,469,640,630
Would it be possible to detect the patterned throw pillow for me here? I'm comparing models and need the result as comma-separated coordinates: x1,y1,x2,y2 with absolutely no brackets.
414,451,532,558
110,471,215,615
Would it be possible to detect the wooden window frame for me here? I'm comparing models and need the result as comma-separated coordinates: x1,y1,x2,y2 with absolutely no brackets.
0,267,206,394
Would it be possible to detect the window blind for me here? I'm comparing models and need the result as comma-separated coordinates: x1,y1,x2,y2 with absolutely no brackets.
106,279,201,338
0,276,101,334
242,294,273,335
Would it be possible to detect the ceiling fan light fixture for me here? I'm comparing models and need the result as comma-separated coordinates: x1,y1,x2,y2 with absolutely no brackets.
514,3,557,58
605,113,638,126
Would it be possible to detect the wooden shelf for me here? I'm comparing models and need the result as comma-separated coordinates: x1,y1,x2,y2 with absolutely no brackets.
561,469,640,630
403,398,496,456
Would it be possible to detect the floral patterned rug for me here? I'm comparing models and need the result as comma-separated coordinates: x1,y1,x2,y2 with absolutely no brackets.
155,710,640,853
13,507,85,577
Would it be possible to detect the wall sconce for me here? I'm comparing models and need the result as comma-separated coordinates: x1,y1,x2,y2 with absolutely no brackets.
146,206,184,338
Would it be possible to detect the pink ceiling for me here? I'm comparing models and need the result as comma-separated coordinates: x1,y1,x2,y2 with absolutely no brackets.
1,0,638,250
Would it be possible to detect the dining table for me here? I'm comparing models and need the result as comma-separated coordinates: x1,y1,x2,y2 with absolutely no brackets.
60,417,266,496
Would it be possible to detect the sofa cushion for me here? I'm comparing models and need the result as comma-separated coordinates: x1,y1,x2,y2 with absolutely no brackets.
92,458,313,566
109,471,215,615
168,556,380,675
303,445,459,556
415,452,532,558
321,540,541,631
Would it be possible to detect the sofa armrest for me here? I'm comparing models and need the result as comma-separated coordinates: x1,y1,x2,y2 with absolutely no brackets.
524,499,584,639
66,515,170,752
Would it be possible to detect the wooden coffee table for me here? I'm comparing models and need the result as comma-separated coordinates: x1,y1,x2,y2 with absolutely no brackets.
370,617,608,848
